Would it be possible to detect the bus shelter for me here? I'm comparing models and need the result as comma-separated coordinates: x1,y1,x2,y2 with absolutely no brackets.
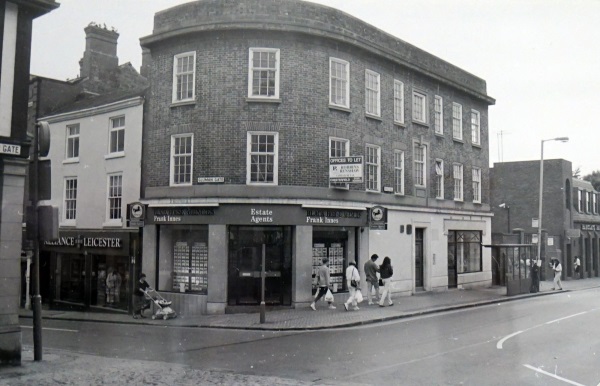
486,244,538,296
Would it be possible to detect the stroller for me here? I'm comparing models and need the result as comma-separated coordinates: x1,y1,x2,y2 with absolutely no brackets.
143,287,177,320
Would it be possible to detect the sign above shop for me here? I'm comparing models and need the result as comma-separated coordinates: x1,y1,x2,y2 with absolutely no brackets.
580,224,600,231
0,142,20,155
329,156,363,183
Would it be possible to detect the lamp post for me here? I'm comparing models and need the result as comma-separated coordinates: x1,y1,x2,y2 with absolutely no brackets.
536,137,569,265
499,203,510,233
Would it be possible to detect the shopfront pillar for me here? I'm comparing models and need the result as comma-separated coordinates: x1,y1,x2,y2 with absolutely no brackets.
293,225,313,306
207,224,227,314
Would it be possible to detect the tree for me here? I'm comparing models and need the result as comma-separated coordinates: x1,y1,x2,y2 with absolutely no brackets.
573,167,582,179
583,170,600,191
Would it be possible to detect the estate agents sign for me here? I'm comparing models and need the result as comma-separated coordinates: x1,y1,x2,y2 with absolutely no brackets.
329,156,363,183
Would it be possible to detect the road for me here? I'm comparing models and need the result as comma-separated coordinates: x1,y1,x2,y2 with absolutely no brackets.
20,288,600,385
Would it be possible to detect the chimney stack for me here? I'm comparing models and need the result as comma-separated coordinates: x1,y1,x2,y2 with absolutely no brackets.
140,47,151,79
79,23,119,80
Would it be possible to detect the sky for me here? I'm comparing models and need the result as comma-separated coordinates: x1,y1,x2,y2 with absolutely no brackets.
30,0,600,176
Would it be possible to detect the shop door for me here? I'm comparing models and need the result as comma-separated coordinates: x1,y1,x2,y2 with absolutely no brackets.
448,240,458,288
228,226,292,306
92,255,130,310
57,254,86,306
415,228,424,288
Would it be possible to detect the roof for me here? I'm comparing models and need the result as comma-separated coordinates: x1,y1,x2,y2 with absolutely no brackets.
41,86,148,117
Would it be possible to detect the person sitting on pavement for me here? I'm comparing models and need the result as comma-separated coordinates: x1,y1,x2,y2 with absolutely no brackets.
344,260,361,311
133,273,151,319
310,258,336,311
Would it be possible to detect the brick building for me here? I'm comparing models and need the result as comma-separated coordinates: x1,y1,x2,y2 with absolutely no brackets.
139,0,495,315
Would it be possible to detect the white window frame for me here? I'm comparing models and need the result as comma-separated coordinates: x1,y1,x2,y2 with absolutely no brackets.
434,95,443,134
365,70,380,117
435,159,444,199
247,132,279,185
65,124,80,161
172,51,196,103
248,48,280,100
329,58,350,109
170,134,194,186
63,177,78,224
471,109,481,145
107,173,123,222
578,189,583,212
472,167,481,203
412,90,427,124
393,80,405,124
453,163,464,201
394,150,404,195
414,143,427,188
108,116,125,155
329,137,350,189
365,144,381,192
452,103,463,140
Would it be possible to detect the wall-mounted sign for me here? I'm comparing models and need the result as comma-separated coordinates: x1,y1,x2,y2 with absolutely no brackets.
197,177,224,183
329,156,363,183
0,143,20,155
581,224,600,231
369,206,387,230
128,202,145,227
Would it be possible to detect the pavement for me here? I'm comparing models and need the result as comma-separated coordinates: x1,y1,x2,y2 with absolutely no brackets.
6,277,600,386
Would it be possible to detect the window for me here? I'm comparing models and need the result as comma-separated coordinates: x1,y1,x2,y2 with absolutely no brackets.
64,177,77,221
472,167,481,203
109,116,125,154
394,80,404,124
448,230,482,273
329,58,349,108
65,124,80,160
107,174,123,220
578,189,583,212
394,150,404,195
247,132,278,184
248,48,280,99
434,96,443,134
587,191,593,213
172,52,196,103
435,159,444,199
365,144,381,192
452,103,463,140
453,163,463,201
329,137,349,189
471,110,480,145
365,70,380,117
412,90,427,124
414,143,427,187
170,134,193,186
594,193,598,214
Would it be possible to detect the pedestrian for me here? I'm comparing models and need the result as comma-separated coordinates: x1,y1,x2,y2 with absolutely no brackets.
310,258,336,310
105,268,117,306
344,260,361,311
574,256,581,279
364,254,380,305
551,259,563,290
529,258,540,293
133,273,151,319
378,256,394,307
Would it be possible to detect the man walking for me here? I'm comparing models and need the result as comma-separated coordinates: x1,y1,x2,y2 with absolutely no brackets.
364,254,380,305
310,258,336,310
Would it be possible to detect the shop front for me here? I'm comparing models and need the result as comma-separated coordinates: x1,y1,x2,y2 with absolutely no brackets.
143,203,367,315
41,230,140,312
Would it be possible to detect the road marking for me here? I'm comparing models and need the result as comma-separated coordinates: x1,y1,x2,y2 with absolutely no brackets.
20,325,78,333
523,364,585,386
496,330,523,349
545,311,587,325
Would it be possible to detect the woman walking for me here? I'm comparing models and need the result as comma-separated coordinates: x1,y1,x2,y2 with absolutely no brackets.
551,258,563,290
344,260,361,311
379,257,394,307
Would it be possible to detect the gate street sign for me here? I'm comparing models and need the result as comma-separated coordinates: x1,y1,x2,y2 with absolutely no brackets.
329,156,363,183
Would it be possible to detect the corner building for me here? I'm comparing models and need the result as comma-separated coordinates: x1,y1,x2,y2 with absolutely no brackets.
140,0,496,315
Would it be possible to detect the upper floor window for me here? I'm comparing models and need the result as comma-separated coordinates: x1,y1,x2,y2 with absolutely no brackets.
472,167,481,203
170,134,193,186
365,70,380,117
412,90,427,124
434,96,443,134
172,52,196,103
452,103,463,140
109,116,125,154
107,173,122,221
393,80,404,124
587,191,593,213
594,193,599,214
248,48,280,99
66,124,80,160
329,58,349,108
64,177,78,222
453,163,463,201
578,189,583,212
247,132,278,184
435,159,444,199
471,110,481,145
365,144,381,192
394,150,404,195
330,137,349,189
414,143,427,187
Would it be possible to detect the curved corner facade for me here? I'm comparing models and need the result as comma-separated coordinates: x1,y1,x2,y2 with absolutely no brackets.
140,0,495,315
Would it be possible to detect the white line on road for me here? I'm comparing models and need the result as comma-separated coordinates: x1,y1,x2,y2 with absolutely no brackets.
496,331,523,349
523,364,585,386
20,325,78,333
545,312,588,325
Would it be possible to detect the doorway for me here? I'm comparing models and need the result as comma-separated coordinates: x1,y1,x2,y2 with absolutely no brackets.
415,228,424,288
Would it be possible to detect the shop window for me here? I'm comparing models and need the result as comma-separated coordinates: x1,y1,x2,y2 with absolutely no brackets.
448,230,482,273
312,228,349,293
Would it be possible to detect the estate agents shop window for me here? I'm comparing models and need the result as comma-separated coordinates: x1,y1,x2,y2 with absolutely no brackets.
312,227,349,294
158,225,208,294
228,226,292,306
448,230,482,273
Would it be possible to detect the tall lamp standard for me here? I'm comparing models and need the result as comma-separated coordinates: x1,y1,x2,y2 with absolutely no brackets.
536,137,569,265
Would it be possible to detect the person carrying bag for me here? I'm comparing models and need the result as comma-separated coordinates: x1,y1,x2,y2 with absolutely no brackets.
344,260,361,311
310,258,336,310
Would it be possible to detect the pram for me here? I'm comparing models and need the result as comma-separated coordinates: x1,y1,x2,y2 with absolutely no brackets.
144,287,177,320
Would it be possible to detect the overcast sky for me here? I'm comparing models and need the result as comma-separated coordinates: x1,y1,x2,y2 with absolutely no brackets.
30,0,600,176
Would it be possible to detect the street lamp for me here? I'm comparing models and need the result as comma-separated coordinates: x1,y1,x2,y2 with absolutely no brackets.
536,137,569,265
499,203,510,233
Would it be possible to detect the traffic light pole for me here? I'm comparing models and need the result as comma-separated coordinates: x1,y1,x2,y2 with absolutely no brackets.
32,123,42,361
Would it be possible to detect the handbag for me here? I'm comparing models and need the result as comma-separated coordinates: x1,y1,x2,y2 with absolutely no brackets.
378,278,384,286
350,267,358,288
355,288,364,303
324,288,334,303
